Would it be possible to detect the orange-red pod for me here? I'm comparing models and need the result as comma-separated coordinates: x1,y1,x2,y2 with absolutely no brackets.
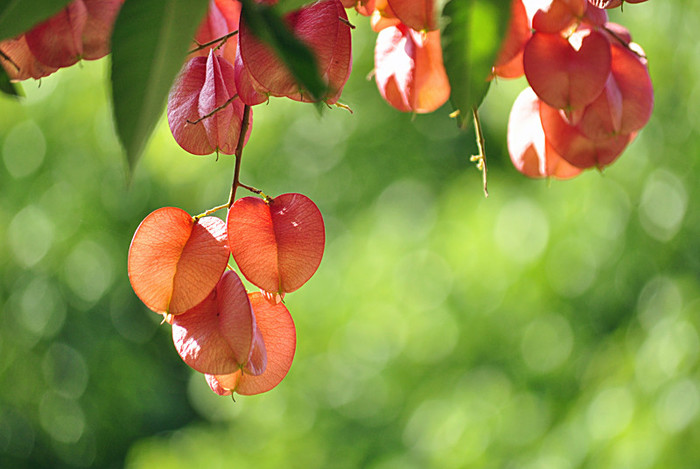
369,0,400,32
523,28,611,111
193,0,240,64
128,207,229,315
508,87,582,179
236,0,352,104
355,0,377,15
206,292,296,396
167,52,251,155
172,270,266,375
493,0,531,79
24,1,88,68
81,0,124,60
227,193,325,294
0,36,59,80
539,100,634,169
24,0,123,68
374,24,450,113
607,41,653,135
523,0,587,33
386,0,438,31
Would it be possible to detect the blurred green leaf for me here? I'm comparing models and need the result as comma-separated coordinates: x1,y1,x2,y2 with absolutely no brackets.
0,66,21,98
240,0,326,104
441,0,510,128
274,0,316,14
0,0,72,40
110,0,210,175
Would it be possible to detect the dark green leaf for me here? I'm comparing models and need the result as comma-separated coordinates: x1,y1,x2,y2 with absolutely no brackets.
0,0,73,41
240,0,327,103
441,0,510,128
0,65,21,98
110,0,210,174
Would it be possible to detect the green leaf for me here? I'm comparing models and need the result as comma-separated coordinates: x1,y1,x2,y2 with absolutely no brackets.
240,0,327,103
110,0,210,174
440,0,510,128
0,65,22,98
273,0,316,14
0,0,73,41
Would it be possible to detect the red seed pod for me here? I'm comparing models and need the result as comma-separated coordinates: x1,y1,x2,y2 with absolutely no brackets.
24,1,88,68
81,0,125,60
493,0,531,79
0,36,59,80
172,270,267,376
206,292,296,396
24,0,123,68
369,0,400,32
128,207,229,315
540,100,635,169
523,28,612,111
575,37,652,140
167,52,251,155
193,0,241,64
386,0,438,32
236,0,352,104
374,24,450,113
227,193,325,294
508,87,583,179
523,0,587,33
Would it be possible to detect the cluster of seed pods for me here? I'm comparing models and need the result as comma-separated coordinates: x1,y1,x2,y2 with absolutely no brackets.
1,0,655,399
156,0,354,398
128,194,325,397
344,0,450,113
0,0,124,80
167,0,353,156
497,0,653,179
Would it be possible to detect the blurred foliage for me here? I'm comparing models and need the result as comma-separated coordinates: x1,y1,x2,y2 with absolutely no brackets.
1,2,699,468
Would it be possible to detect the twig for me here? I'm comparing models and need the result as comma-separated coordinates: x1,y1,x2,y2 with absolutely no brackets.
470,107,489,198
339,17,355,29
188,30,239,55
229,105,252,207
193,203,230,220
0,49,20,72
239,182,271,201
187,94,239,125
603,25,646,60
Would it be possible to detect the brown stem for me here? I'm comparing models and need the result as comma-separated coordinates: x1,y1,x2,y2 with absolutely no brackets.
191,105,257,220
603,25,646,60
0,49,20,72
187,94,239,125
339,17,355,29
188,30,239,55
228,104,252,207
239,182,271,202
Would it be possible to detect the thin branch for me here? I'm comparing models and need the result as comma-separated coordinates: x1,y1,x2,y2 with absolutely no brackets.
192,104,253,219
470,107,489,198
188,30,239,55
239,182,271,202
193,202,230,220
603,25,646,60
228,104,252,207
339,17,355,29
0,49,19,72
187,94,239,125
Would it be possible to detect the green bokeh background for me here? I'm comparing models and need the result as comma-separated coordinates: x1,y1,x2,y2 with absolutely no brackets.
2,3,699,468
